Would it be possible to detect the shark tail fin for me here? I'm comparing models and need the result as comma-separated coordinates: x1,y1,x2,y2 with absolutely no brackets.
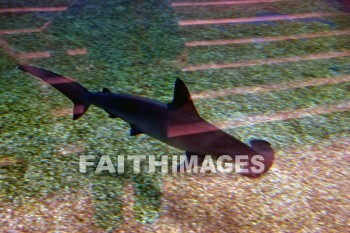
73,102,90,120
17,65,91,120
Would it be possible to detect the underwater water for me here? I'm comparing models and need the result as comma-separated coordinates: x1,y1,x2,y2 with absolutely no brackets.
0,0,349,232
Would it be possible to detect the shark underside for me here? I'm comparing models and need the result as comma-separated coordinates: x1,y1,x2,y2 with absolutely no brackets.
18,65,275,178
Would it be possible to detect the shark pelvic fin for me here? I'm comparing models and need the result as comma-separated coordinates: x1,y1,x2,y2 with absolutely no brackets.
130,124,143,136
168,78,200,117
102,88,111,93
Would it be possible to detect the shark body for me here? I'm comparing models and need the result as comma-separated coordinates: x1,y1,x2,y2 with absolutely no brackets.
18,65,274,178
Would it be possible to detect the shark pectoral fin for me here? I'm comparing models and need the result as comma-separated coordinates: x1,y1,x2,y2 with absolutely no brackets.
130,124,143,136
176,152,205,172
102,88,111,93
103,110,118,118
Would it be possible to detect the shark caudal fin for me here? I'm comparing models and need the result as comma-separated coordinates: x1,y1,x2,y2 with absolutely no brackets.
17,65,91,120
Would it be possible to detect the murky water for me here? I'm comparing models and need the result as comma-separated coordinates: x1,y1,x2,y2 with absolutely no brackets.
1,0,349,232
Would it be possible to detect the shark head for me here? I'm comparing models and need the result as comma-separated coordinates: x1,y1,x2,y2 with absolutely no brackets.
240,139,275,178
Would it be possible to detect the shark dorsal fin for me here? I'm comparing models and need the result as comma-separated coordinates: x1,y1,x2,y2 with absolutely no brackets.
102,88,111,93
168,78,200,117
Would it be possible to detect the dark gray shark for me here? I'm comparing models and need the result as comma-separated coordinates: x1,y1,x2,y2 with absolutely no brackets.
18,65,274,178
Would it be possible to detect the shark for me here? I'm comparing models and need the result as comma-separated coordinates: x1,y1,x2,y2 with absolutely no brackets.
17,65,274,178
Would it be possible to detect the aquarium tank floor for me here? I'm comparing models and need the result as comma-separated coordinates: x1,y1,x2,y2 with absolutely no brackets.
0,0,349,232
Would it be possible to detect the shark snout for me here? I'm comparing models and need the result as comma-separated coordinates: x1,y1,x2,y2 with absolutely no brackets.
240,139,275,178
